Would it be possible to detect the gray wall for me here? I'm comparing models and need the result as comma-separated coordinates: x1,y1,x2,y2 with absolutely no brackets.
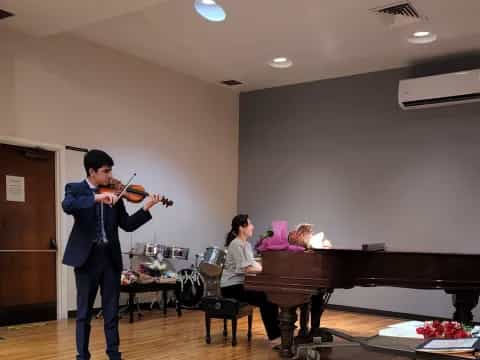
239,67,480,320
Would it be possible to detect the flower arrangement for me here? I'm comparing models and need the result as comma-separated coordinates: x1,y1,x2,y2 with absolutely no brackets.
416,320,471,339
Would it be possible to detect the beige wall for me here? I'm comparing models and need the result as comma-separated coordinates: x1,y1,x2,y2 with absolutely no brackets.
0,49,15,136
0,29,238,313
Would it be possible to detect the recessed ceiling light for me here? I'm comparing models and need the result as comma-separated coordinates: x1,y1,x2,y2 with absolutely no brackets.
268,57,293,69
408,31,437,44
194,0,226,22
413,31,431,37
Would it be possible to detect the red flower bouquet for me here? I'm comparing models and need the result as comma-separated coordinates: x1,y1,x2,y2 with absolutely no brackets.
416,320,471,339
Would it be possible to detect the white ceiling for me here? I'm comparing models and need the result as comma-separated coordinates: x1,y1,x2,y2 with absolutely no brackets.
2,0,480,91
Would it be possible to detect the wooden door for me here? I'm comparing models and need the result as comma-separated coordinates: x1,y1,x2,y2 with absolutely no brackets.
0,144,57,326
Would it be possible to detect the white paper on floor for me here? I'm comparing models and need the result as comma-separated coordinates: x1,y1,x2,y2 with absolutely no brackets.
378,321,424,339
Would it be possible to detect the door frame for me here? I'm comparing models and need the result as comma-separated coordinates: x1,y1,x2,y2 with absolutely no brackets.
0,135,69,320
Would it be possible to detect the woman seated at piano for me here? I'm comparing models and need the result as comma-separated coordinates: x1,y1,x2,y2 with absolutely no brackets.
220,214,281,346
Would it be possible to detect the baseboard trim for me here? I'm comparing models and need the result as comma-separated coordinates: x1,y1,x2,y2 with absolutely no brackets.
326,304,475,324
0,302,57,327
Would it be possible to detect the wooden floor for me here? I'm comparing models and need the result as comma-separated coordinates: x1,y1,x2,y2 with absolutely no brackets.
0,308,406,359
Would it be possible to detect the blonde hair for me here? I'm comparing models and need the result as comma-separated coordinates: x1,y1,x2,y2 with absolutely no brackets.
288,223,314,247
296,223,313,234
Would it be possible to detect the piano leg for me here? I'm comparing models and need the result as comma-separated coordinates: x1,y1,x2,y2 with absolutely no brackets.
266,292,312,357
298,303,309,338
447,290,480,325
278,306,297,358
296,289,334,344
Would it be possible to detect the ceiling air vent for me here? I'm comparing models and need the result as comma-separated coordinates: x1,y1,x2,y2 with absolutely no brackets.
371,1,427,27
375,2,420,18
0,9,14,20
220,80,244,87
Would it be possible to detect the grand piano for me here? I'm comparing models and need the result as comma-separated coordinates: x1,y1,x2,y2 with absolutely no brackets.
245,248,480,357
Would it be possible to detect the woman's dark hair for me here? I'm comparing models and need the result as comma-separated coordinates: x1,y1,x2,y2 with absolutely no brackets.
225,214,249,246
84,149,114,176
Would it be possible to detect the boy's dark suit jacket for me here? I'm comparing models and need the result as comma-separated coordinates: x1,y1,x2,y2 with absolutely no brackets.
62,180,152,271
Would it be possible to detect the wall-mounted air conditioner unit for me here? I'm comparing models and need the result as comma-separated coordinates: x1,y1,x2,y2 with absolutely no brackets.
398,69,480,110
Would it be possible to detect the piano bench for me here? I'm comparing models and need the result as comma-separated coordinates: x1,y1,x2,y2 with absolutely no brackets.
200,296,253,346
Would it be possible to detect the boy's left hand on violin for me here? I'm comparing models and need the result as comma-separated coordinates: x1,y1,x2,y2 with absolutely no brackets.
143,194,164,211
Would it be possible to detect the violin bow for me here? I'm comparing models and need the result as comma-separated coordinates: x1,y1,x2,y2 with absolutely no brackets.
116,173,136,202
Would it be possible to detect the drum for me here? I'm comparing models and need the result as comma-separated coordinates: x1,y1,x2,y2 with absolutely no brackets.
163,246,189,260
199,246,226,277
177,268,204,308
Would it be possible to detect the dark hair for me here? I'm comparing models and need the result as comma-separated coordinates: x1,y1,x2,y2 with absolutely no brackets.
225,214,249,246
84,149,114,176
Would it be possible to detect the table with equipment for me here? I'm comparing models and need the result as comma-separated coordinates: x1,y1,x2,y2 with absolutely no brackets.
120,244,190,322
121,280,181,323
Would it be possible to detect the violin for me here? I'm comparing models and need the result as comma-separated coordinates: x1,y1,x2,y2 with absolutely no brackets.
98,176,173,208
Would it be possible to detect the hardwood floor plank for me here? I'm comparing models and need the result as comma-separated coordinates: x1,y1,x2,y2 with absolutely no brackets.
0,309,407,359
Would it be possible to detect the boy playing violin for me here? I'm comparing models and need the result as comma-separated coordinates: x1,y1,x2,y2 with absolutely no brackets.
62,149,163,360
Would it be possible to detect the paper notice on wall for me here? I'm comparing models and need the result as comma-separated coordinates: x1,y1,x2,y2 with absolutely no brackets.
6,175,25,202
